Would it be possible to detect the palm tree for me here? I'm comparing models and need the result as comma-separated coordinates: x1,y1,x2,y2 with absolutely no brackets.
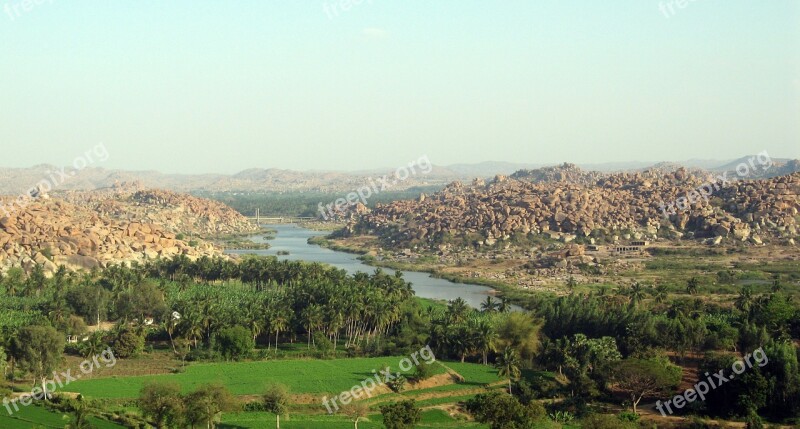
497,298,510,313
771,274,782,293
447,298,469,325
566,276,578,292
65,395,92,429
686,277,699,295
164,314,179,353
302,304,324,348
81,332,106,358
182,311,204,349
270,311,289,351
474,319,498,365
628,282,646,308
496,347,522,394
652,284,669,303
480,296,499,313
735,286,755,314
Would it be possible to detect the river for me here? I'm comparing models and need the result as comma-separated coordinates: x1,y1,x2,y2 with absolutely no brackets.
225,224,510,309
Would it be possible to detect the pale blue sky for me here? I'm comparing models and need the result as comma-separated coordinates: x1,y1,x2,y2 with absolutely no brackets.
1,1,798,173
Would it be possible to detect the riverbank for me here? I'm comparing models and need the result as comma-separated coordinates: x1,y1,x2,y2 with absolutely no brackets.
306,234,544,310
226,224,515,309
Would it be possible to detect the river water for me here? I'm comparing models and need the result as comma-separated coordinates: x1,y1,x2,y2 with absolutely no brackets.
225,224,506,309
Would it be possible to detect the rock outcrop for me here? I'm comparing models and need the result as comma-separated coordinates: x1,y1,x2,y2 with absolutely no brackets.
60,183,258,237
351,170,800,248
0,197,220,274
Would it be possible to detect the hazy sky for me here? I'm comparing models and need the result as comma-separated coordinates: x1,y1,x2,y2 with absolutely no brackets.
1,1,798,174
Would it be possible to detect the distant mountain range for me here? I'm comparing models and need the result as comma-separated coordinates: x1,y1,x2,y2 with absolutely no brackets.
0,156,797,196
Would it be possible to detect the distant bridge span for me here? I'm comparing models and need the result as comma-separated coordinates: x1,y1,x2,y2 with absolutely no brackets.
246,209,316,224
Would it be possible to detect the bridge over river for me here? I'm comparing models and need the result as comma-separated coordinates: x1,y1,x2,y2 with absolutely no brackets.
245,209,316,224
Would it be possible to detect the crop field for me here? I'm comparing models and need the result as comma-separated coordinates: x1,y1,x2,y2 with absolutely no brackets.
62,357,492,399
0,405,126,429
52,357,502,427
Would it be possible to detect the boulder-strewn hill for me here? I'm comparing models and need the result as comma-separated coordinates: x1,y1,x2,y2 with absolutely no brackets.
349,169,800,247
60,183,259,237
0,197,220,274
510,163,605,185
0,185,260,274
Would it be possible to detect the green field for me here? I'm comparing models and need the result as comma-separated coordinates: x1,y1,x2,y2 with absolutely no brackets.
63,357,459,399
55,357,502,427
0,405,125,429
219,409,489,429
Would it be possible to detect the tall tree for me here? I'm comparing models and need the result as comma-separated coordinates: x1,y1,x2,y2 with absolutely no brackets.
11,325,64,400
496,347,522,394
344,402,369,429
139,381,185,429
185,384,238,429
263,384,290,429
611,358,681,414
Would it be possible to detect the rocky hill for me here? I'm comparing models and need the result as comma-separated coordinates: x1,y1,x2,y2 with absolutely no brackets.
0,197,220,275
349,169,800,248
0,185,261,275
59,183,259,237
510,163,605,185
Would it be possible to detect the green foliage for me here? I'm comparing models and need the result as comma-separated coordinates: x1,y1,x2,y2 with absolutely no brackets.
617,411,640,422
413,361,433,381
466,392,538,429
386,374,408,392
215,326,254,360
10,325,64,385
380,400,422,429
581,414,635,429
745,411,764,429
138,381,184,428
184,384,239,429
112,329,144,358
548,410,575,423
611,357,681,413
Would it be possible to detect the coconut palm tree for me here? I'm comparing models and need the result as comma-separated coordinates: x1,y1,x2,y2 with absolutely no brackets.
474,319,498,365
652,284,669,303
270,311,289,351
628,282,646,308
480,296,499,313
81,332,107,359
735,286,755,314
496,347,522,394
447,298,469,325
686,277,699,295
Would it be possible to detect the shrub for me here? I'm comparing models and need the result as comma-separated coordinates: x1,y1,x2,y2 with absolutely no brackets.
412,362,433,381
745,412,764,429
215,326,255,360
387,374,407,393
617,411,640,422
581,414,635,429
113,329,144,358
